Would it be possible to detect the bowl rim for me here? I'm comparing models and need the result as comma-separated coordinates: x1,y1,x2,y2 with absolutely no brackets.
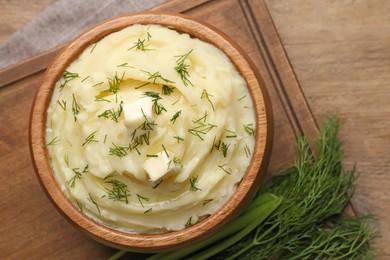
29,11,273,253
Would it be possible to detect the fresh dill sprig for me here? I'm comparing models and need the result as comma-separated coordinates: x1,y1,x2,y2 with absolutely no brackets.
220,142,230,157
143,91,167,115
218,163,232,175
162,84,174,95
47,136,61,146
175,50,193,86
105,179,130,203
201,89,215,111
244,123,255,136
98,101,123,122
170,110,182,124
137,194,150,207
57,100,66,111
67,165,88,188
135,82,149,90
72,93,81,121
87,193,101,214
109,143,128,158
189,175,201,191
82,130,98,147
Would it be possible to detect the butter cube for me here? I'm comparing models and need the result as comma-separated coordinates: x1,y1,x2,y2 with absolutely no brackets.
123,98,153,129
144,151,180,181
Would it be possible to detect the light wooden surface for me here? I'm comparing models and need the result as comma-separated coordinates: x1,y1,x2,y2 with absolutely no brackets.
1,0,389,258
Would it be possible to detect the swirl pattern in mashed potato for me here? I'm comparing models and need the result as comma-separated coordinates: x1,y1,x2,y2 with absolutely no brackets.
46,24,256,233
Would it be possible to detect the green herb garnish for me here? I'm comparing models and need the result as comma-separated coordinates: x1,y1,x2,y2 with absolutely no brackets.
87,193,101,214
82,130,98,147
67,165,88,188
57,100,66,111
143,91,166,115
109,143,128,158
162,84,174,95
175,49,193,86
243,123,255,136
201,89,215,111
98,101,123,122
47,136,61,146
71,93,81,121
105,179,130,203
170,110,182,124
137,194,150,207
189,175,201,192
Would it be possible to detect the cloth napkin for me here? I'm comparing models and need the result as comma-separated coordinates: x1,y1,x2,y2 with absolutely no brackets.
0,0,165,70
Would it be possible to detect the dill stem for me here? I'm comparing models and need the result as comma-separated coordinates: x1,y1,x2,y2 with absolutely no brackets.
146,193,281,260
107,250,127,260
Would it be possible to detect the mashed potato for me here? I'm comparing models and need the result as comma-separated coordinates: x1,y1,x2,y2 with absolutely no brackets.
46,24,256,233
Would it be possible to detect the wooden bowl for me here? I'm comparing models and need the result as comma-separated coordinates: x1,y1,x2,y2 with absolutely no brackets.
29,12,273,253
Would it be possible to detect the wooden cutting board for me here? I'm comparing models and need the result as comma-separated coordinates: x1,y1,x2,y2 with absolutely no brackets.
0,0,340,258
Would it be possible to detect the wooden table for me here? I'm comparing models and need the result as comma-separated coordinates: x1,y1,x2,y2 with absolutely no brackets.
1,0,389,259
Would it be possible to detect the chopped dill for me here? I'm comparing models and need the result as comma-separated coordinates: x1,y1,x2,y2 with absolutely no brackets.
144,71,174,84
90,43,97,53
244,123,255,135
162,144,169,158
82,130,98,147
218,163,232,175
146,154,158,158
202,199,214,206
237,95,246,101
91,81,104,88
201,89,215,111
135,82,149,89
109,143,128,158
57,100,66,111
170,110,182,124
162,84,174,95
98,101,123,122
244,143,251,158
152,179,163,190
105,179,130,203
137,194,150,207
185,216,193,228
72,93,81,121
59,70,79,91
128,38,153,51
67,165,88,188
87,193,101,214
75,199,83,212
144,208,153,214
117,62,134,68
47,136,61,146
81,76,89,82
143,91,167,115
174,135,184,143
103,170,118,180
189,175,201,191
174,49,193,86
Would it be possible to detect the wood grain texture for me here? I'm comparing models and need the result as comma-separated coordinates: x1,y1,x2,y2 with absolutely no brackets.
265,1,390,258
